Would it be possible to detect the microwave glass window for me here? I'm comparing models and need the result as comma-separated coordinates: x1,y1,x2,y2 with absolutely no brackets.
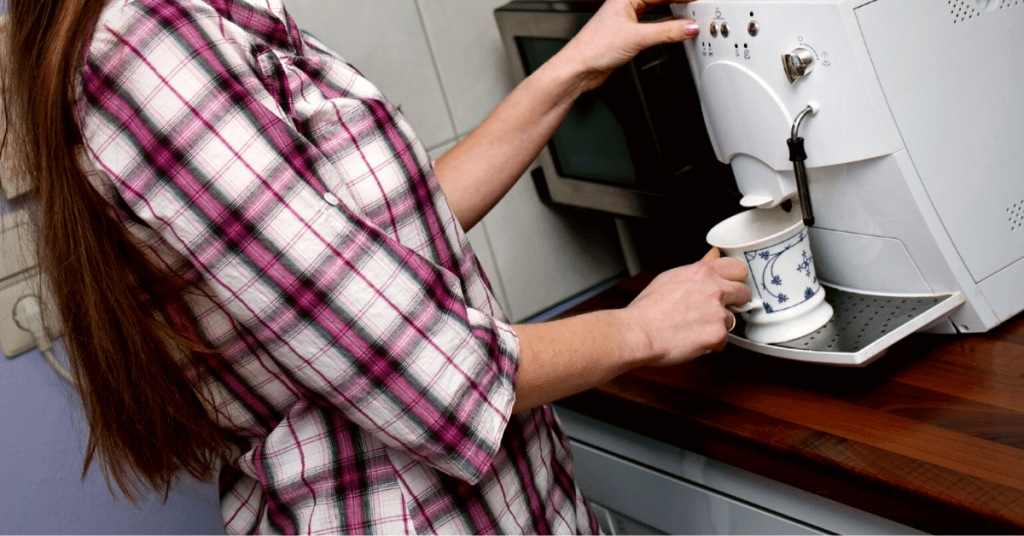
517,37,639,187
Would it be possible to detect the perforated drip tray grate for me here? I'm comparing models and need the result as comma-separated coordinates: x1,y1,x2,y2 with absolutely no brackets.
729,285,965,366
778,291,948,353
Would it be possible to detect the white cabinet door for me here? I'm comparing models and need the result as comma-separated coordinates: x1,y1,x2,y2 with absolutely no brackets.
556,407,925,535
587,500,666,535
569,440,824,535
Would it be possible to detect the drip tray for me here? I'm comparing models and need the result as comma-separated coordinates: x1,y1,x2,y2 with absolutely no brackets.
728,285,965,366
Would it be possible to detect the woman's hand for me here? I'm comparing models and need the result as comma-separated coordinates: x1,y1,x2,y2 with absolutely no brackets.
623,248,751,367
433,0,701,231
511,248,749,413
557,0,701,92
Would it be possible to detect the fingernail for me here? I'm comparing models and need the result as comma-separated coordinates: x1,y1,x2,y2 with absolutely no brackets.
683,21,700,38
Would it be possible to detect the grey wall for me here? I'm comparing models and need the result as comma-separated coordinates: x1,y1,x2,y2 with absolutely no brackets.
0,348,225,534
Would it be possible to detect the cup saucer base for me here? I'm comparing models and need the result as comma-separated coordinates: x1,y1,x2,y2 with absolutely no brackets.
743,301,834,345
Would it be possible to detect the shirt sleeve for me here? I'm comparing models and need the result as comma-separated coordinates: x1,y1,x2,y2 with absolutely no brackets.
78,0,518,484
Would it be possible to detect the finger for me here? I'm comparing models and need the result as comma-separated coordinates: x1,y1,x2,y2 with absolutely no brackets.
709,319,730,352
637,18,701,46
712,334,729,353
725,311,737,333
635,0,700,18
709,257,748,281
639,0,700,5
721,281,753,308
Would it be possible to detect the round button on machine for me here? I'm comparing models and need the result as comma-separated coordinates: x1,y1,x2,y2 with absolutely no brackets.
710,22,718,37
720,22,731,38
748,21,759,37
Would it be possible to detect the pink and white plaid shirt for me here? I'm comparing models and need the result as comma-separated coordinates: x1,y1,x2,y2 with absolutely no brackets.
76,0,597,533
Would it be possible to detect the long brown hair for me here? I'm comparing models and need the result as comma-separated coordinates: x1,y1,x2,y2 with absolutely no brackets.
2,0,227,500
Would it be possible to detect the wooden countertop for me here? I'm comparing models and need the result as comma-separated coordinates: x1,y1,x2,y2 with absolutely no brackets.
553,274,1024,534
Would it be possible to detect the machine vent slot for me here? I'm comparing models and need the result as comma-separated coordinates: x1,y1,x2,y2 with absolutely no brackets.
1008,201,1024,231
949,0,982,22
950,0,1022,22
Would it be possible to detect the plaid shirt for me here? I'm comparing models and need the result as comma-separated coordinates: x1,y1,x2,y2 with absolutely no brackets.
77,0,597,533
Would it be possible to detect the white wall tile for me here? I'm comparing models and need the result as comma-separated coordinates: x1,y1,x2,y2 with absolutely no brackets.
284,0,457,149
286,1,627,322
465,223,512,318
482,174,626,322
418,0,627,321
427,142,512,317
415,0,517,137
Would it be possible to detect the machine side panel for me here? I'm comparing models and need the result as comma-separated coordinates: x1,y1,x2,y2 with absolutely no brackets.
977,255,1024,324
856,0,1024,282
809,228,930,294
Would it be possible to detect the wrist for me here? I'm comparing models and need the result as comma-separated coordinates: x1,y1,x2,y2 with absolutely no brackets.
538,45,604,98
610,308,660,369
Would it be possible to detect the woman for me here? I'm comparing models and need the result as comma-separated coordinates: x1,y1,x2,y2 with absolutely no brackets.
2,0,749,533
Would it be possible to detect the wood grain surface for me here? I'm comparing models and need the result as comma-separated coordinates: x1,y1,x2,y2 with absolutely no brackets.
554,275,1024,534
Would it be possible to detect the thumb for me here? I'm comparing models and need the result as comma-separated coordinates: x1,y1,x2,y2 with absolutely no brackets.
634,18,700,49
702,247,722,261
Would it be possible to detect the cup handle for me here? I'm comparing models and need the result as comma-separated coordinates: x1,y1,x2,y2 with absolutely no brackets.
728,299,762,314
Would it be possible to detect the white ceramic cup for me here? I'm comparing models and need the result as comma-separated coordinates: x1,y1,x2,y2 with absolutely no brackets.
706,206,833,345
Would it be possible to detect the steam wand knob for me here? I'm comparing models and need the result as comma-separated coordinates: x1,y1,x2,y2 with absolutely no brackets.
789,104,818,227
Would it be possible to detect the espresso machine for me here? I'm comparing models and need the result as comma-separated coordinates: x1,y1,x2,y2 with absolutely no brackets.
673,0,1024,365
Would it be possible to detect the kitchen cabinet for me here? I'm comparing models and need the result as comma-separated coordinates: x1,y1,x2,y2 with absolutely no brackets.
557,408,919,535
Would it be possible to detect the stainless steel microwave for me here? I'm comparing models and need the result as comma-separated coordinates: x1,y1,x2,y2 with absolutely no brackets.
494,0,738,225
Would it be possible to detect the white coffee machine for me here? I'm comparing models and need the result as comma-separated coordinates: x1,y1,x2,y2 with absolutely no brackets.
673,0,1024,365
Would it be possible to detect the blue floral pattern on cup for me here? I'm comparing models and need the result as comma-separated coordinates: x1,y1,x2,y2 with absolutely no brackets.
744,230,820,314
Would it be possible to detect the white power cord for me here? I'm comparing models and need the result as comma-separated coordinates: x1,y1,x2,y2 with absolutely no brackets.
12,293,76,385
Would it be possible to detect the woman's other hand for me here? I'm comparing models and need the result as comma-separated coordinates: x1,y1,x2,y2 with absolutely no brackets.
558,0,701,91
511,248,749,413
624,247,751,367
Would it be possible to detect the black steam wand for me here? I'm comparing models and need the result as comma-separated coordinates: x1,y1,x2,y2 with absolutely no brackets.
788,104,818,227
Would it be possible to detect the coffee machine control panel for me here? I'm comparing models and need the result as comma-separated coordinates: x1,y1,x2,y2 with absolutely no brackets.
673,0,903,207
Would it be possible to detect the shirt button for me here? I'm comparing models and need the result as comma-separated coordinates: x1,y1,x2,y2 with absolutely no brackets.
323,192,339,206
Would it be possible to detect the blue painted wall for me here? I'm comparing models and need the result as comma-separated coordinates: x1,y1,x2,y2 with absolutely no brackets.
1,195,225,532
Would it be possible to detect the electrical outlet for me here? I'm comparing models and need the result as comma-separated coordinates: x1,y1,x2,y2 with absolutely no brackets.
1,210,35,281
0,209,60,357
0,270,61,358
